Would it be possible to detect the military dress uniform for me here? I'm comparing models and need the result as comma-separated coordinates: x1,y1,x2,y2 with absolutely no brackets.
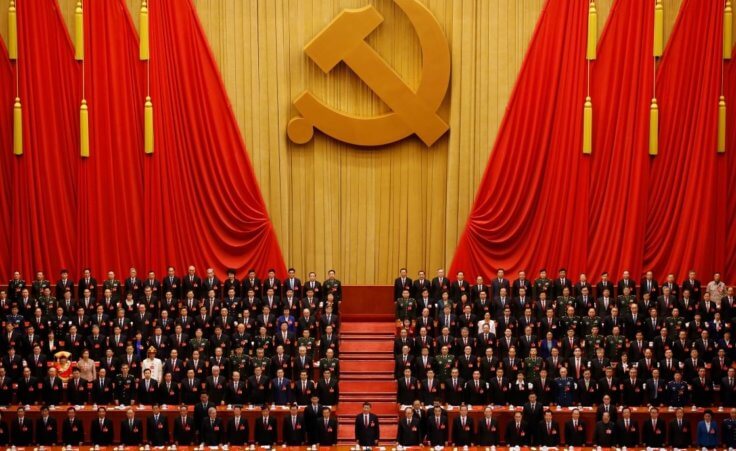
584,333,605,359
553,376,576,406
323,278,342,301
396,297,418,322
524,357,543,381
533,278,552,300
723,416,736,447
319,357,339,376
114,372,136,405
103,279,123,301
666,379,689,407
435,354,456,381
605,334,626,361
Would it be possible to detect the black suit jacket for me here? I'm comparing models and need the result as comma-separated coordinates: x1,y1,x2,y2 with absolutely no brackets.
504,421,530,445
668,418,692,448
147,414,170,446
200,417,224,446
616,418,640,446
537,420,560,446
227,416,250,445
452,416,475,446
316,417,338,446
254,416,278,445
11,419,33,446
641,418,666,447
476,417,499,445
283,414,307,445
354,413,380,446
35,417,58,445
564,419,587,446
120,419,144,445
396,417,422,446
90,418,114,445
593,421,617,446
172,416,196,444
61,418,84,445
425,414,449,446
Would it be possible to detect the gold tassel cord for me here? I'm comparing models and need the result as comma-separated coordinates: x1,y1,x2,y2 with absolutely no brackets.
586,1,597,61
140,0,149,60
649,98,659,156
654,0,664,57
719,96,726,153
726,0,733,60
8,0,17,60
583,97,593,154
74,1,83,61
80,100,89,158
145,97,154,154
13,98,22,156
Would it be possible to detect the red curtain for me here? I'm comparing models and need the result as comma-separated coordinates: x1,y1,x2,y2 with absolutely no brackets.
724,43,736,278
643,0,726,278
450,0,589,279
11,0,81,277
144,0,286,277
585,0,653,279
78,0,146,274
0,0,285,281
0,40,14,278
452,0,730,282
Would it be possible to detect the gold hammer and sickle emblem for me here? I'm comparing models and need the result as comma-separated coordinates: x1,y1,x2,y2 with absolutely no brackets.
287,0,451,147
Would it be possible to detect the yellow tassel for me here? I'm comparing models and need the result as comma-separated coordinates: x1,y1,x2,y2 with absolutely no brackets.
586,1,597,60
80,99,89,158
725,0,733,59
583,96,593,154
140,0,149,60
649,98,659,156
13,98,22,156
8,0,17,60
719,95,726,153
74,0,83,61
654,0,664,57
144,96,154,154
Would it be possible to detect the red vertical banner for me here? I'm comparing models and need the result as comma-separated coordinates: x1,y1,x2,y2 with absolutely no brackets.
0,40,14,278
450,0,589,279
586,0,654,279
11,0,80,277
78,0,146,275
643,0,725,278
725,43,736,279
144,0,286,277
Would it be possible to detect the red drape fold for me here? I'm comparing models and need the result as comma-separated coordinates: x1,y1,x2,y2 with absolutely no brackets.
643,0,725,278
450,0,589,279
78,0,146,273
724,43,736,279
11,0,80,277
144,0,286,277
586,0,654,278
0,40,14,278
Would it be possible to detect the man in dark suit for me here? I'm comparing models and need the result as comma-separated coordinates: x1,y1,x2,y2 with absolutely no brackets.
394,268,413,301
504,411,530,445
35,406,58,446
564,409,587,446
522,392,544,443
641,407,666,447
537,410,560,446
452,405,475,446
616,407,640,447
617,271,636,296
316,407,338,446
593,411,617,446
682,271,702,302
56,269,74,299
200,407,224,446
477,406,499,445
90,407,114,446
61,407,84,445
182,266,203,299
93,369,115,404
317,370,339,405
11,408,33,446
121,409,144,445
396,407,422,446
227,405,250,445
304,396,324,445
255,406,278,445
173,405,196,445
147,404,169,446
426,405,449,446
78,268,97,298
163,267,182,299
283,403,306,445
354,402,380,446
668,407,691,448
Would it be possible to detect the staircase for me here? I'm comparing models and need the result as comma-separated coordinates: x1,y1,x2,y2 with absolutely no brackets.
338,321,397,444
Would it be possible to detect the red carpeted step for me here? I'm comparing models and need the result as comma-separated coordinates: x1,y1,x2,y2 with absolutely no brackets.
337,402,399,415
340,333,395,341
341,322,397,334
341,380,396,393
341,341,393,353
341,360,394,373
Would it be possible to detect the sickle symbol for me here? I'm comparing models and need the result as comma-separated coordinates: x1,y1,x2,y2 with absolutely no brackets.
287,0,451,147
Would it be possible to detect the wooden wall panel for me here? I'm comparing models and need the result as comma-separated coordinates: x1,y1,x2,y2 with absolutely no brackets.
0,0,685,284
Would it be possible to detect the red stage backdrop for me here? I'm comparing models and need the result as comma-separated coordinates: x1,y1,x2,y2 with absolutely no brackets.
452,0,731,282
726,41,736,279
0,39,13,278
1,0,285,280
